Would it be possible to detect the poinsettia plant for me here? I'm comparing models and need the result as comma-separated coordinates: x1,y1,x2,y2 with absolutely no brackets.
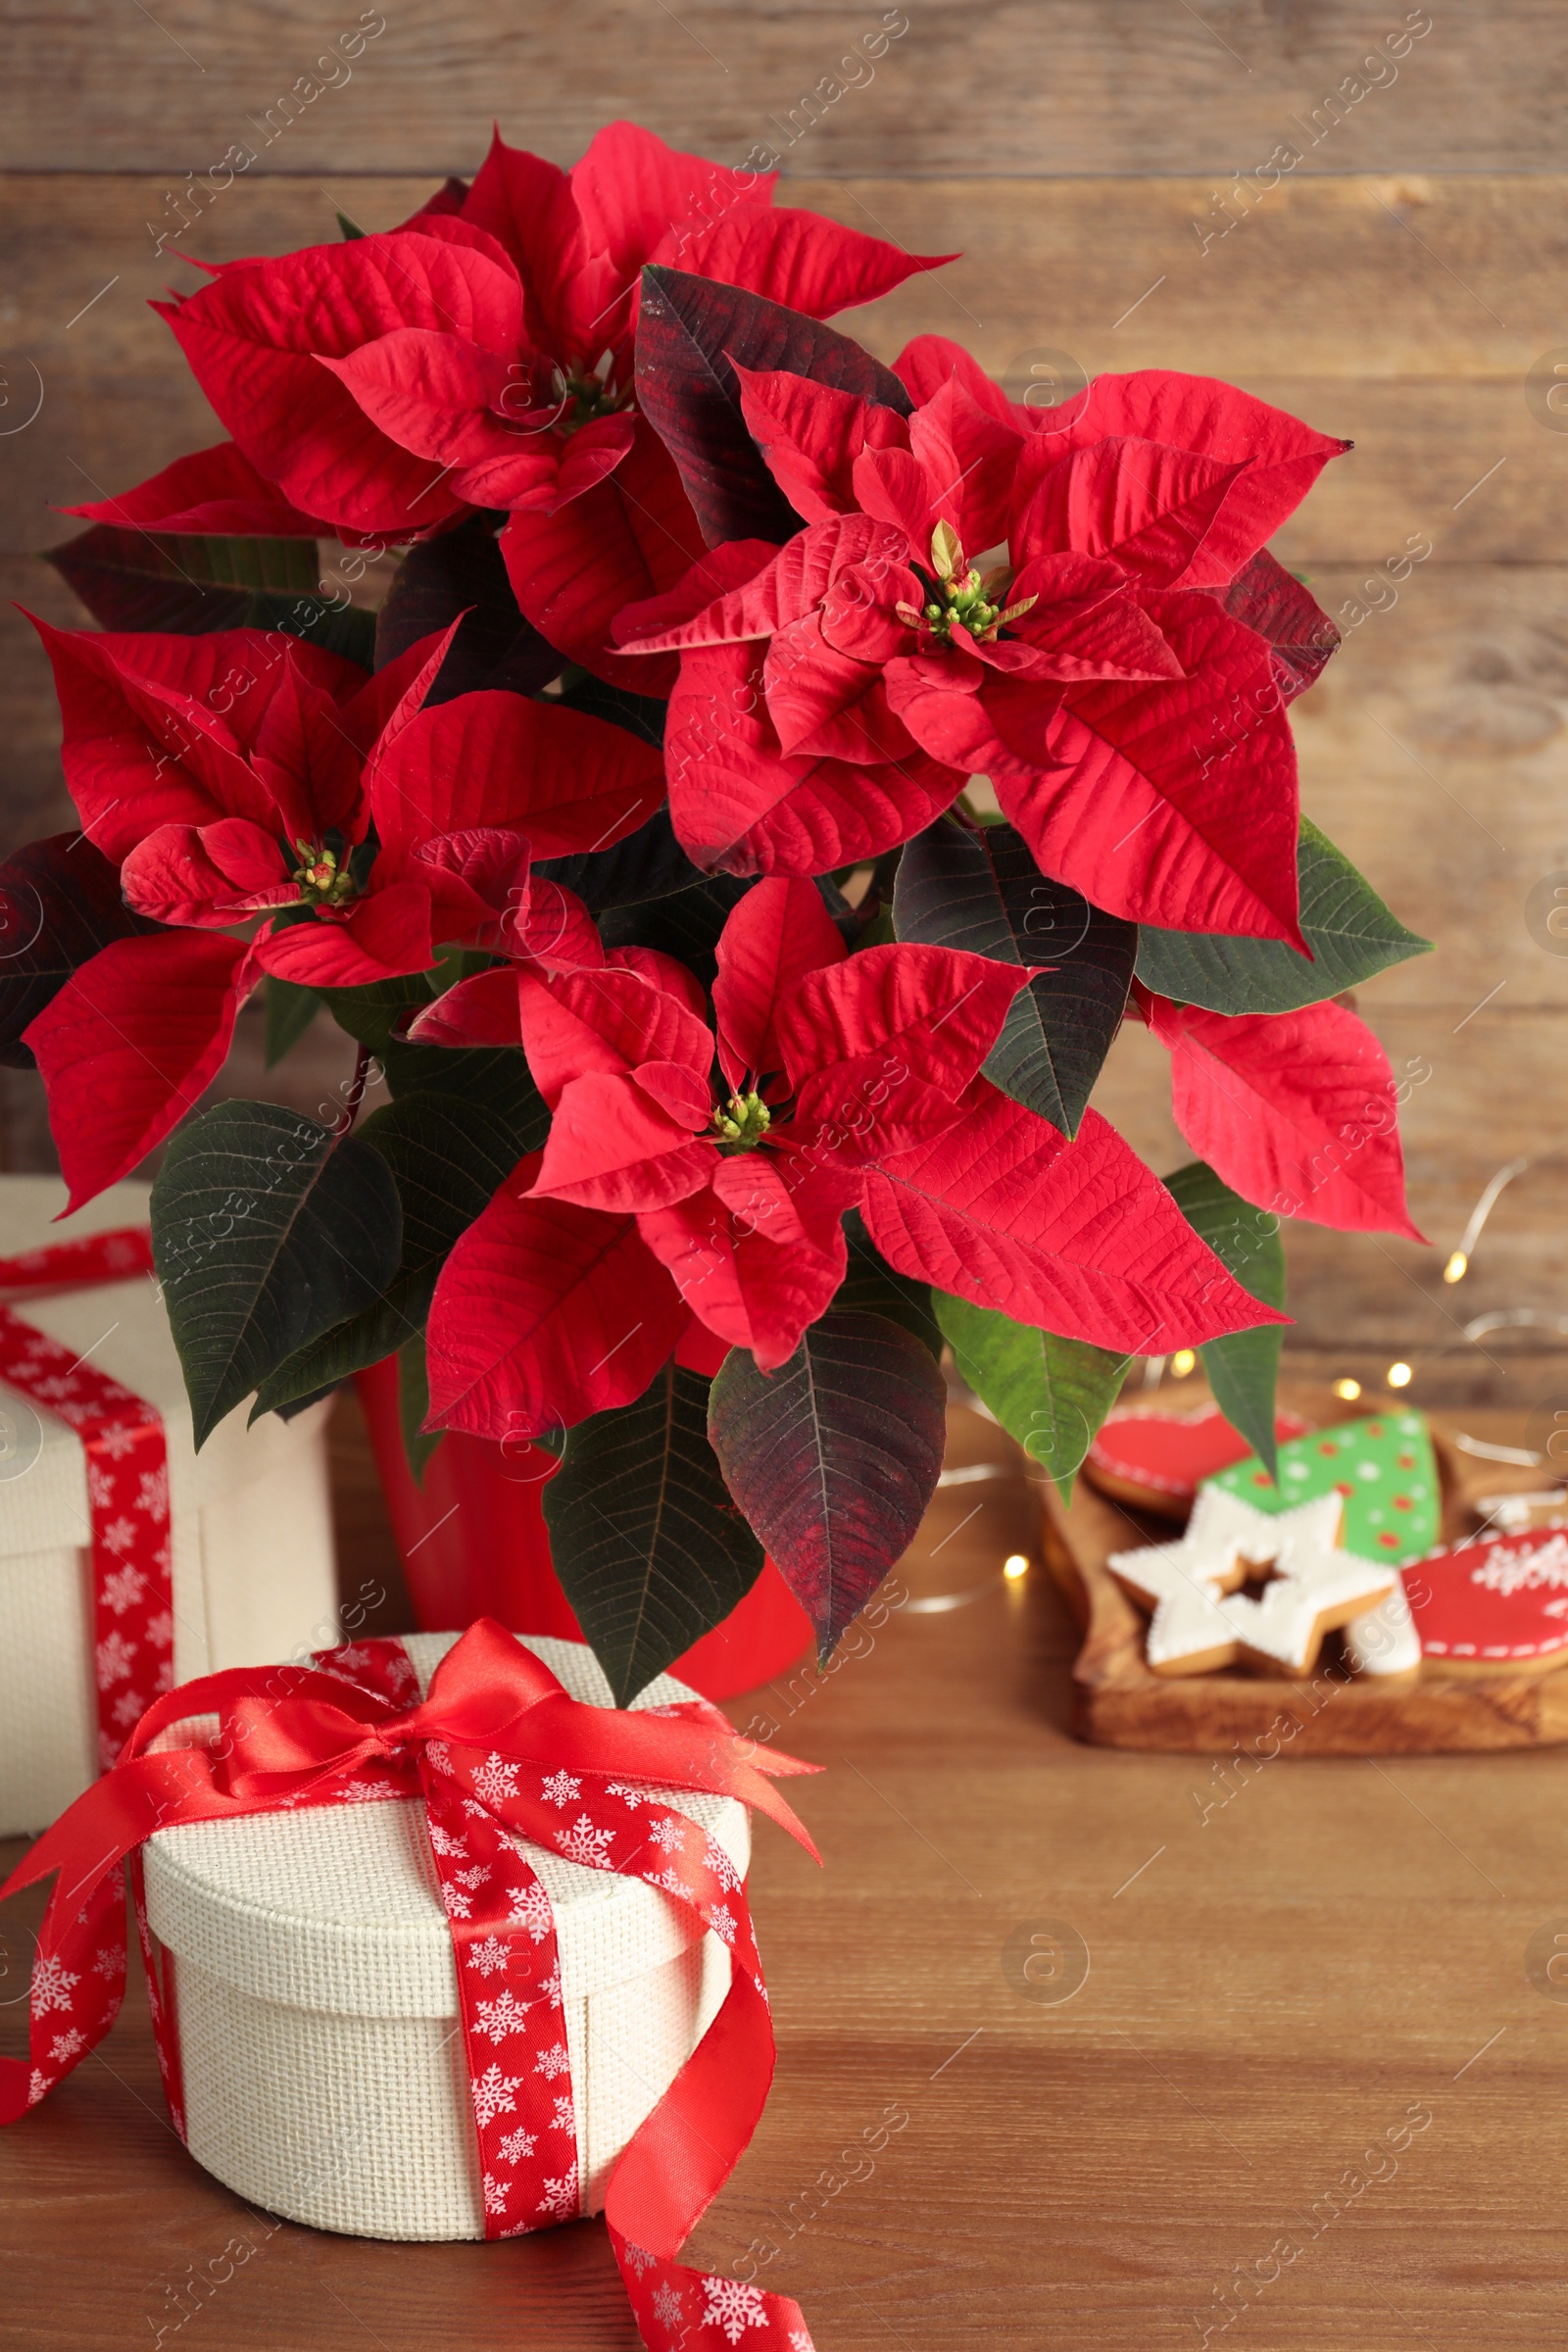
4,122,1430,1702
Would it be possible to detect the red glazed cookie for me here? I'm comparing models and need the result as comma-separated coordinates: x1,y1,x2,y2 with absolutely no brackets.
1406,1530,1568,1673
1084,1404,1311,1520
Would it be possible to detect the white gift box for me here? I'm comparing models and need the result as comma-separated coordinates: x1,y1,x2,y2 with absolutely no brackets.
0,1175,338,1837
143,1633,749,2239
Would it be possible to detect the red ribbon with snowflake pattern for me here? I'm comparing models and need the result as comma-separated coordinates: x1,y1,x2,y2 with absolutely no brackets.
0,1620,823,2352
0,1227,172,1773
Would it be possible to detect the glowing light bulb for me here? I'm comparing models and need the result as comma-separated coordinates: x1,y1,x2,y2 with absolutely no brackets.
1386,1361,1413,1390
1171,1349,1197,1378
1444,1251,1468,1285
1003,1554,1029,1581
1332,1377,1362,1401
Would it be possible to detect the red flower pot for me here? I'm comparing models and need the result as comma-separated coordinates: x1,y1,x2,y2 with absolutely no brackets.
355,1358,811,1702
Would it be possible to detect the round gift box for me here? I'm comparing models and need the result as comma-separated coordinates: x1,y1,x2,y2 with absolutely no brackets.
142,1634,749,2240
0,1175,338,1836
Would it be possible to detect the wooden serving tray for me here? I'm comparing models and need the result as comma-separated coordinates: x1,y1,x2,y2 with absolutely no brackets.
1040,1382,1568,1755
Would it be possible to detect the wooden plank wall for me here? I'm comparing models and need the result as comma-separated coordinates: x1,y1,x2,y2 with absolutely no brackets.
2,1,1564,1399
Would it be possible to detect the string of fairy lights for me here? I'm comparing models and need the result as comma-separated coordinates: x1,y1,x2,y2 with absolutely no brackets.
1148,1155,1547,1404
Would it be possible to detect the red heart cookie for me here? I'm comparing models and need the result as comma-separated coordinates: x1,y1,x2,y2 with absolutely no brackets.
1406,1530,1568,1670
1084,1404,1311,1520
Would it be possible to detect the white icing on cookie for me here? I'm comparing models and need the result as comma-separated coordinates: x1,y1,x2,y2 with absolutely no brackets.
1343,1570,1421,1676
1108,1489,1395,1677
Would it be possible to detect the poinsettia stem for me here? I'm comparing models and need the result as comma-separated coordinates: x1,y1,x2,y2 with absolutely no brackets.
338,1042,372,1137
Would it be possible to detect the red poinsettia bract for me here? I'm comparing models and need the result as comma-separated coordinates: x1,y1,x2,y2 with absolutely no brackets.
421,879,1284,1440
1136,986,1423,1239
76,124,950,691
24,617,656,1206
616,356,1348,941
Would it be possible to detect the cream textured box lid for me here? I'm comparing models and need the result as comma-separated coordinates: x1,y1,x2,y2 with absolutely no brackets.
144,1633,751,2018
0,1175,331,1549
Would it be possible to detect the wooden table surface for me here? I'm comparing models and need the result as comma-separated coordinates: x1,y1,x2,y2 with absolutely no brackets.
6,1393,1568,2352
4,0,1568,1367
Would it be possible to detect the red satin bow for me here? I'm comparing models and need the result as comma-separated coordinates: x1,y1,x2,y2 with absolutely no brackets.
2,1620,823,2350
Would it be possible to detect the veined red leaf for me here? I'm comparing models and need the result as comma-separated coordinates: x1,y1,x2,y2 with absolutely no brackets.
711,875,846,1084
665,640,961,873
990,587,1304,946
514,963,710,1109
1014,436,1248,590
24,932,257,1209
858,1082,1289,1354
369,690,666,864
1025,369,1349,583
618,515,901,652
60,438,331,537
424,1165,688,1439
500,415,704,692
159,232,523,535
678,206,955,321
1142,990,1424,1240
734,364,910,525
776,942,1028,1101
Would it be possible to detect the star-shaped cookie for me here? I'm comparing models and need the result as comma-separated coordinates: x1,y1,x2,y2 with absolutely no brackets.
1108,1489,1396,1677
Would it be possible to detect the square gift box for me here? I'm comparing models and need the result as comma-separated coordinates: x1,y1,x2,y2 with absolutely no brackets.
142,1634,749,2237
0,1174,338,1836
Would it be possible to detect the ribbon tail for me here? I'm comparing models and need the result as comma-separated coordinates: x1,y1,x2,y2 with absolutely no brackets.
610,2223,818,2351
0,1746,220,2123
603,1934,824,2348
603,1962,775,2256
0,1858,126,2125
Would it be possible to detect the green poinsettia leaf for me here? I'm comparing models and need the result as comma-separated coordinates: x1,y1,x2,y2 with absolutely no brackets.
151,1100,402,1446
317,971,444,1054
1163,1159,1289,1479
377,1038,551,1133
599,871,754,989
45,524,372,662
252,1086,541,1415
837,1209,944,1360
934,1293,1126,1501
894,817,1136,1136
545,1360,765,1704
263,975,321,1067
1135,816,1430,1015
397,1334,444,1487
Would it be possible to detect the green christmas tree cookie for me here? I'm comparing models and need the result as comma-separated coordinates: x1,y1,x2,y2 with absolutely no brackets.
1202,1410,1440,1565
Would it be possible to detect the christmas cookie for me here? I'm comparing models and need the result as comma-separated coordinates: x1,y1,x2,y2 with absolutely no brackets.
1406,1529,1568,1672
1084,1403,1310,1519
1341,1575,1422,1678
1108,1489,1395,1678
1204,1411,1441,1564
1472,1490,1568,1537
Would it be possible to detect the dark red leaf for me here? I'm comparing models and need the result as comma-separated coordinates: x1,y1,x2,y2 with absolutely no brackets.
1214,550,1341,702
708,1307,946,1658
372,513,565,702
635,264,911,550
44,523,319,636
